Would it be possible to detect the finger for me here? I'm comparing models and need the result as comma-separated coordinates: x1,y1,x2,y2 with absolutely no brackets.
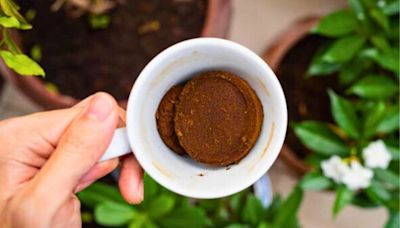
119,155,144,204
74,158,119,192
30,92,119,208
73,95,94,108
19,95,125,149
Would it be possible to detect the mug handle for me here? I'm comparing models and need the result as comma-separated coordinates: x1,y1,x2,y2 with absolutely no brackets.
99,128,131,162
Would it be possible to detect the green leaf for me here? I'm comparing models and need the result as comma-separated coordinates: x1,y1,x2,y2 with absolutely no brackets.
348,0,366,20
385,210,400,228
229,189,249,215
370,8,390,32
322,36,366,63
300,172,333,190
94,201,136,226
338,57,372,85
242,195,264,225
352,193,380,208
333,185,354,216
385,195,400,211
365,180,391,204
225,224,248,228
197,199,220,212
216,206,230,223
0,15,19,28
349,75,398,99
128,214,147,228
176,196,190,207
383,0,400,15
77,182,125,208
374,168,400,187
159,206,207,228
383,138,400,160
147,194,175,219
312,10,358,37
257,222,270,228
0,50,44,76
303,154,325,168
293,121,349,156
363,101,386,138
144,220,159,228
377,106,400,134
307,51,341,76
370,35,390,52
0,0,31,29
273,187,303,228
265,196,282,221
144,173,159,201
3,29,20,53
363,48,400,74
328,90,360,138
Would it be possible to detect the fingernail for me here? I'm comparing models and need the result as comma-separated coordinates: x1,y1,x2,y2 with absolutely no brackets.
85,93,114,121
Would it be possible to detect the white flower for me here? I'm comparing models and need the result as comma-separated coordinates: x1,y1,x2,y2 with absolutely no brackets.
321,156,374,191
362,140,392,169
342,160,373,191
321,156,350,183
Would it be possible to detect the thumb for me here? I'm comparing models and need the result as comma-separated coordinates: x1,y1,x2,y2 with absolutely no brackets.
30,92,119,206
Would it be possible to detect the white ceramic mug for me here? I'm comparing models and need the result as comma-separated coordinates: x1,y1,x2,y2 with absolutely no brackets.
100,38,287,199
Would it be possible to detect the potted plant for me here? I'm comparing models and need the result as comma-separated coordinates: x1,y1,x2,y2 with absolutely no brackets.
78,174,304,228
264,1,399,175
266,0,399,226
0,0,44,96
0,0,231,110
263,17,328,174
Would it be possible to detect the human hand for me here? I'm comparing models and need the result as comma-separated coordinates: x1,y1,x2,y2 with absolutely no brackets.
0,92,143,227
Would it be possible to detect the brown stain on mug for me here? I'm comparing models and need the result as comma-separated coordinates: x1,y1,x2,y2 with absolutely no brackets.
261,122,275,159
257,78,270,97
150,50,201,88
150,57,188,88
152,161,173,178
248,121,275,172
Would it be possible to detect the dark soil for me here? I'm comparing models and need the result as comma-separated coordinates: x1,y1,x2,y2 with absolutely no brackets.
20,0,206,101
276,35,337,159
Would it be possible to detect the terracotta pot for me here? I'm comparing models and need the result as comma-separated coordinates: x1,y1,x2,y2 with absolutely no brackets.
1,0,232,110
262,17,320,175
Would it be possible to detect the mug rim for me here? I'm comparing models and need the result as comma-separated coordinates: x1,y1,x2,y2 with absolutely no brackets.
126,38,287,198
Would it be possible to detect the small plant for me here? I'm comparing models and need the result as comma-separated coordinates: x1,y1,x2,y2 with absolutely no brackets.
198,187,303,228
292,0,399,227
78,174,209,228
0,0,44,76
78,174,304,228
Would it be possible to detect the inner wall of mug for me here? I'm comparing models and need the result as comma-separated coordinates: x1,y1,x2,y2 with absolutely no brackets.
127,38,287,198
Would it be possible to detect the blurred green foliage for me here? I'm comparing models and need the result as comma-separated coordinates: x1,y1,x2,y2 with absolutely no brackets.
78,174,303,228
0,0,44,76
293,0,399,227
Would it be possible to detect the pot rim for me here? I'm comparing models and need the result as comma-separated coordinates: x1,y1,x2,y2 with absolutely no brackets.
0,0,232,110
262,17,321,176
